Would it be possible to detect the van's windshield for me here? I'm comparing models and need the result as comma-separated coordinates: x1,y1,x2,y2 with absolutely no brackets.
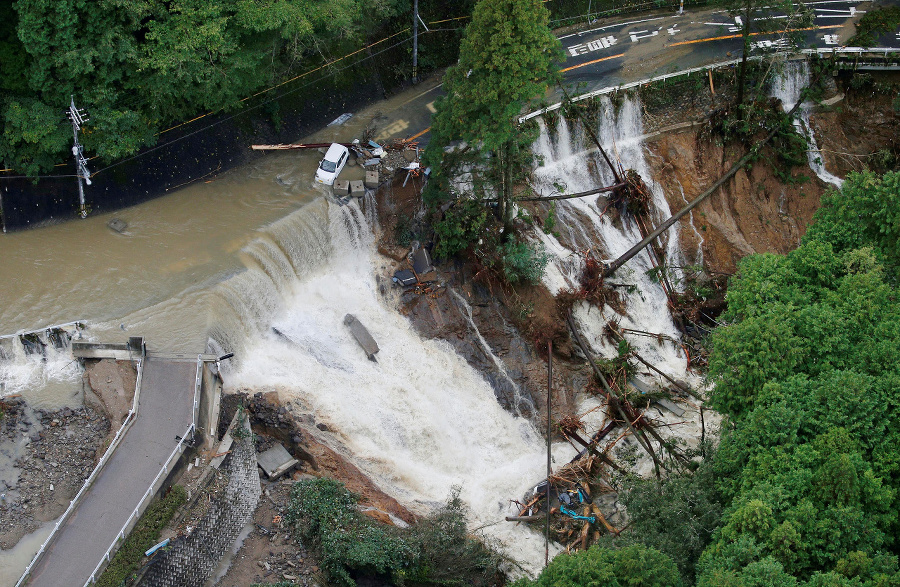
320,159,337,173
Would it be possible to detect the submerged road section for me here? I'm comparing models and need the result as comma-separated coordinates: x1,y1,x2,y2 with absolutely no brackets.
24,357,196,587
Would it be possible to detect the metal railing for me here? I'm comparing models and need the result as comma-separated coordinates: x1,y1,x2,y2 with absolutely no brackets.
82,354,203,586
15,342,146,587
520,47,900,123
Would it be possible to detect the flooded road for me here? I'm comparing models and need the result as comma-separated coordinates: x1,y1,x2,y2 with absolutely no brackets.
0,81,439,359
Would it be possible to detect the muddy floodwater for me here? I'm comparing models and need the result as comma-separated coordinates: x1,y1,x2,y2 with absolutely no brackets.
0,81,439,407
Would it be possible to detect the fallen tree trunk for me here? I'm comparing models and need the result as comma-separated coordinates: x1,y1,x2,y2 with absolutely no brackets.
516,182,625,202
602,98,807,278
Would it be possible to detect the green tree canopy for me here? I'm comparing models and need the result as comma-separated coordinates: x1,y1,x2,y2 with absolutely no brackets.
513,544,680,587
0,0,409,175
424,0,561,236
694,170,900,585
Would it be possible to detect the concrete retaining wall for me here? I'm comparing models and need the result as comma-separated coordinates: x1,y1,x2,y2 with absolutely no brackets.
137,421,260,587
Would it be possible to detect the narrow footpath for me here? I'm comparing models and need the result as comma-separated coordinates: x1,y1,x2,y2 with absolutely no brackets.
24,357,195,587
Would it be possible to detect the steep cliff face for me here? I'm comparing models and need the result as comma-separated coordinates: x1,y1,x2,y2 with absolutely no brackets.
648,130,826,275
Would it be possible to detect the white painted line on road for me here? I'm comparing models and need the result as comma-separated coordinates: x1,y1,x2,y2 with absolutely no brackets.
558,16,668,40
398,83,443,108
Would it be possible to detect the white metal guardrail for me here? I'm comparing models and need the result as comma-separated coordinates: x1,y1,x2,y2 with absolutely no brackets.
519,47,900,123
15,341,146,587
82,354,203,586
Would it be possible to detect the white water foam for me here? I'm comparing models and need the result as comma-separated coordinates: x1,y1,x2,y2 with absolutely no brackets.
529,98,713,476
213,198,562,574
531,99,689,382
770,60,844,188
0,333,82,409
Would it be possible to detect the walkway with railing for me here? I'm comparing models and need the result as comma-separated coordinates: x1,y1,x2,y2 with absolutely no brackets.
21,355,198,587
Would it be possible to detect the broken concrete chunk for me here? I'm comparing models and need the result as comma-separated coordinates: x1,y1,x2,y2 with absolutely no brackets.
107,218,127,233
349,180,365,197
393,269,417,287
410,241,434,274
257,443,299,479
343,314,379,362
655,398,686,417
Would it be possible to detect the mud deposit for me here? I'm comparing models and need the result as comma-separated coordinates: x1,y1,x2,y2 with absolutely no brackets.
0,398,108,549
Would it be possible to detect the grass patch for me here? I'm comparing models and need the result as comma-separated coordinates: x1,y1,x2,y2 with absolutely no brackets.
95,485,186,587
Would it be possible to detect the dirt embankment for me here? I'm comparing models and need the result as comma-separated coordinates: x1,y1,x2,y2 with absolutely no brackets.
0,358,134,550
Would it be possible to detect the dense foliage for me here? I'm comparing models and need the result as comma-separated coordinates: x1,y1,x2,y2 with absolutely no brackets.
0,0,445,175
285,478,503,586
424,0,561,249
533,171,900,587
847,6,900,48
511,544,681,587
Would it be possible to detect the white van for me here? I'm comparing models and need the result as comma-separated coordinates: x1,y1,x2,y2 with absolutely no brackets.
315,143,349,185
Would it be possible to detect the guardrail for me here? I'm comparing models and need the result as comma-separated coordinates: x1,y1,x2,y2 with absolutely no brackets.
520,47,900,123
15,341,146,587
82,354,203,586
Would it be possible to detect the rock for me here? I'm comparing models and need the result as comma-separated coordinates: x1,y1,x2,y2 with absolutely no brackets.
316,423,329,432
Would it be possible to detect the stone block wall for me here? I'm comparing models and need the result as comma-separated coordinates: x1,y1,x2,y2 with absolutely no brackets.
138,429,260,587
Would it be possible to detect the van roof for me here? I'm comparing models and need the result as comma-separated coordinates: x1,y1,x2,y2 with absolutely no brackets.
324,142,348,161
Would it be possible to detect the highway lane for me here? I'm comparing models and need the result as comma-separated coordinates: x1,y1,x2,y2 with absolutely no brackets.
361,1,900,145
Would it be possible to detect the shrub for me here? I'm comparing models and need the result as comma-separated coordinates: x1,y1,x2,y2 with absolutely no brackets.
285,479,504,586
96,485,186,587
499,240,549,285
512,544,680,587
433,199,492,259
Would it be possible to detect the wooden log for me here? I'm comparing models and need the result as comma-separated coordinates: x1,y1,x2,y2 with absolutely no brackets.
251,142,353,150
505,515,546,523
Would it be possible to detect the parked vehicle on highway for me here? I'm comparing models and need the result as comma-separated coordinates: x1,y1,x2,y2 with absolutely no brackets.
315,143,349,185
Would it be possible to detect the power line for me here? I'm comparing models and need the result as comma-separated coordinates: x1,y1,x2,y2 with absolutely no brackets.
90,28,464,178
2,25,466,180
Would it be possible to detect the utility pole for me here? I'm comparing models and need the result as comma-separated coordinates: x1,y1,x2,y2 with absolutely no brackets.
412,0,419,83
67,97,91,218
545,340,552,567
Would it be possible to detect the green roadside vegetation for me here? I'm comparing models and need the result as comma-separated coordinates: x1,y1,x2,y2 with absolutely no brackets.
96,485,186,587
848,6,900,47
0,0,474,176
515,171,900,586
284,478,504,586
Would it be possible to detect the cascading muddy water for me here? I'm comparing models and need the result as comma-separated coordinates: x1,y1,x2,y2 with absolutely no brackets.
770,60,844,187
528,96,710,477
531,97,690,381
0,325,84,409
209,197,562,573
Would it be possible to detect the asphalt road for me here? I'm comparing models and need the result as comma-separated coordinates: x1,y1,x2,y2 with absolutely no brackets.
25,357,195,587
369,0,900,146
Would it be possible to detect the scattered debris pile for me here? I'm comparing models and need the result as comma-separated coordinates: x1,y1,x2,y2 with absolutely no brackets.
392,240,443,298
0,396,109,549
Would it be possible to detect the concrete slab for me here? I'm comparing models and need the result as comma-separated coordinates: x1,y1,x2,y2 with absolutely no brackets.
655,398,686,417
333,180,349,196
257,444,298,479
349,180,365,197
343,314,379,361
364,170,379,189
